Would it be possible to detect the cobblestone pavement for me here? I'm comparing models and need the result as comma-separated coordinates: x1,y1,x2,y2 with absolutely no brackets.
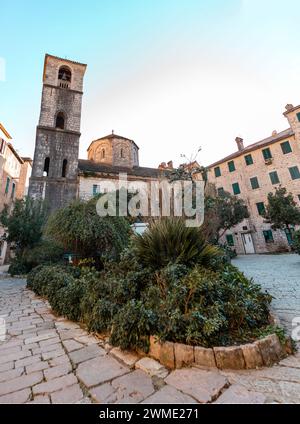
233,253,300,335
0,275,299,404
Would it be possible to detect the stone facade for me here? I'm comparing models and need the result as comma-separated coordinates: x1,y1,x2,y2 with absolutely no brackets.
87,133,139,168
207,105,300,254
28,55,87,212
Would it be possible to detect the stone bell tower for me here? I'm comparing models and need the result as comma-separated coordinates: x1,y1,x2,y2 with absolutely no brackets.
29,54,87,211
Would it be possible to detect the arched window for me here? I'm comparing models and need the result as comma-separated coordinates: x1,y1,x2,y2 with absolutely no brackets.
43,157,50,177
62,159,68,178
55,112,65,129
120,148,124,158
58,66,71,88
101,149,105,159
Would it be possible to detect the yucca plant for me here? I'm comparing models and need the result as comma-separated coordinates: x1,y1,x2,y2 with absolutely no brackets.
133,217,220,270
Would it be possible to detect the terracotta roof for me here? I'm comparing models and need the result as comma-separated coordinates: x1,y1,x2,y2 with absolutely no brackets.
208,128,294,168
87,133,139,151
78,159,170,178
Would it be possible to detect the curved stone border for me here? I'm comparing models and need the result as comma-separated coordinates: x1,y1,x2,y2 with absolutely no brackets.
148,334,289,370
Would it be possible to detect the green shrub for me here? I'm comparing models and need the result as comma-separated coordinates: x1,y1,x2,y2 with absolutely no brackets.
293,230,300,254
26,254,273,350
133,217,221,270
45,198,131,262
110,300,157,351
9,239,64,276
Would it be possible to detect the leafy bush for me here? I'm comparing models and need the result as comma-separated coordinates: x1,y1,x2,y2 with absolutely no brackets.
133,217,221,270
293,230,300,254
9,239,64,276
45,198,131,262
110,300,157,351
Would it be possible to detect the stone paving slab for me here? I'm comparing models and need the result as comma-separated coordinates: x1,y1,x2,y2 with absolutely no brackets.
0,274,299,404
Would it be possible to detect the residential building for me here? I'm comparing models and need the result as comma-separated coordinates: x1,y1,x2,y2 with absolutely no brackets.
207,104,300,254
0,124,32,264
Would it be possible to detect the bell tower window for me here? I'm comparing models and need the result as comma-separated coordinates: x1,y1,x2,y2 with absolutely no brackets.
43,157,50,177
55,112,65,129
58,66,71,89
62,159,68,177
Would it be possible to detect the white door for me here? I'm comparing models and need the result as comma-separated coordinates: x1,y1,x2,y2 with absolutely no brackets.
242,233,255,254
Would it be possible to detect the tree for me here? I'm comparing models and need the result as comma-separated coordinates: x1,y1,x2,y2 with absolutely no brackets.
204,190,249,242
45,196,131,261
0,197,48,251
264,187,300,241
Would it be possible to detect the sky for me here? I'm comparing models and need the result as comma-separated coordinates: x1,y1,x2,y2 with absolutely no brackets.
2,0,300,167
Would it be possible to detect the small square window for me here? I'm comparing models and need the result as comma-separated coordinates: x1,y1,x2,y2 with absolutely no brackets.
256,202,265,216
289,166,300,180
263,229,274,243
232,182,240,195
262,148,272,160
281,141,292,154
244,154,253,166
226,234,234,246
250,177,259,190
228,161,235,172
214,166,221,177
269,171,280,185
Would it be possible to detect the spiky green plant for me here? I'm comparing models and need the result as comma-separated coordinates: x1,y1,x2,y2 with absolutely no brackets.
133,217,220,270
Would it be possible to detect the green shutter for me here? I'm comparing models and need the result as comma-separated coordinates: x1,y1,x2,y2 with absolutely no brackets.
244,154,253,165
11,183,15,198
5,177,10,194
226,234,234,246
214,166,221,177
280,141,292,154
256,202,265,216
269,171,280,185
289,166,300,180
232,182,240,195
250,177,259,189
262,148,272,160
297,112,300,122
263,230,274,243
228,161,235,172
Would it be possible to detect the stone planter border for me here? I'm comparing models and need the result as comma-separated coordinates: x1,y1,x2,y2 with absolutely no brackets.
148,334,288,370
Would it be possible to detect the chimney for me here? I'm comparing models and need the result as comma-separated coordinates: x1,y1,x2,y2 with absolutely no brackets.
167,160,173,169
235,137,244,151
158,162,166,169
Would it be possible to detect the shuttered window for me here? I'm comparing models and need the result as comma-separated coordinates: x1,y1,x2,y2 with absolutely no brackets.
228,161,235,172
214,166,221,177
289,166,300,180
250,177,259,189
244,154,253,165
280,141,292,154
232,182,240,195
269,171,280,185
256,202,265,216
